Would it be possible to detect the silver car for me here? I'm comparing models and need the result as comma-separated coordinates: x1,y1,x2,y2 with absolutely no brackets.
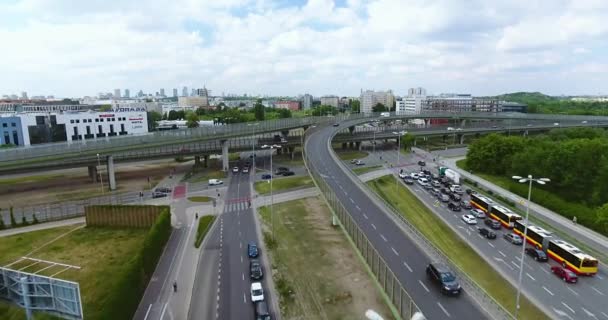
470,208,486,219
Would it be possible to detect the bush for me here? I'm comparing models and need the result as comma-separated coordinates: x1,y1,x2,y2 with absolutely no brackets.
194,216,215,248
263,231,277,250
275,276,294,302
0,216,5,230
141,209,172,277
487,190,494,195
9,207,16,227
33,214,39,224
21,216,28,226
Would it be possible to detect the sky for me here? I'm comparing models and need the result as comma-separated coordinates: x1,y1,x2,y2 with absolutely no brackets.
1,0,607,98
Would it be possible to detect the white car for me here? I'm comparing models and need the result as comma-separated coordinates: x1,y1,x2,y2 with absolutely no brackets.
251,282,264,303
232,167,239,173
447,127,455,131
208,179,223,186
461,214,478,225
470,208,486,219
243,167,249,173
450,185,464,194
410,173,419,179
399,172,408,179
417,178,429,187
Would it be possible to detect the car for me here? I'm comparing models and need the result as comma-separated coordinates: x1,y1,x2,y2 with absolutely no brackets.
243,167,250,173
426,263,461,295
355,160,365,166
447,127,455,131
282,171,295,176
403,176,414,185
208,179,224,186
484,218,501,229
152,191,168,198
410,172,420,179
525,248,548,262
251,282,265,302
261,174,272,180
431,180,441,188
351,159,358,164
478,227,496,239
398,171,408,179
431,173,440,180
461,214,477,224
248,243,259,258
470,208,485,219
450,185,464,194
465,188,474,195
440,187,450,195
232,166,239,173
553,122,560,126
418,160,426,166
492,125,498,128
417,178,429,187
449,193,461,202
254,301,271,320
422,169,431,175
333,123,340,127
582,120,588,124
438,194,450,202
551,266,578,283
504,233,523,245
460,201,472,210
431,187,441,196
455,128,463,131
448,202,462,211
250,259,263,280
155,187,172,193
423,183,433,190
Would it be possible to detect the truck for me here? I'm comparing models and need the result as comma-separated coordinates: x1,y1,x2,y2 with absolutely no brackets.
438,167,460,184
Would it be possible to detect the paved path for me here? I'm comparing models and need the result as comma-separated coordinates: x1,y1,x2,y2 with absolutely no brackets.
358,168,391,182
0,217,85,237
253,187,319,206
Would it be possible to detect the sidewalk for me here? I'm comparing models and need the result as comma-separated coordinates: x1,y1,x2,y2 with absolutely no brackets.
0,217,85,237
253,187,319,207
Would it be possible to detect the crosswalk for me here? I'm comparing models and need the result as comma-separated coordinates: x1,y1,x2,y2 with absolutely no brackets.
223,202,250,213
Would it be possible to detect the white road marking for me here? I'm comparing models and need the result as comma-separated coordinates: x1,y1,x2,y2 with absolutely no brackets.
371,223,377,230
601,311,608,319
241,256,243,263
363,213,369,219
403,261,413,272
437,302,451,317
591,286,605,295
566,286,579,296
242,273,244,281
477,234,484,239
356,205,361,210
488,243,495,248
350,197,354,204
596,274,603,280
243,293,247,304
552,308,575,320
526,273,535,281
160,303,168,319
418,280,429,292
240,242,242,249
582,307,596,318
540,268,550,274
343,190,348,195
561,302,575,314
391,247,399,256
498,251,506,257
511,261,519,269
380,234,388,242
144,304,152,320
542,286,554,296
339,184,344,190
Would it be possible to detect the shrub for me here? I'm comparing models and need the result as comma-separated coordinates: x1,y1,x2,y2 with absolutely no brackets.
275,276,294,302
21,216,28,226
487,190,494,196
0,217,5,230
263,231,277,250
9,207,16,227
194,216,215,248
33,214,39,224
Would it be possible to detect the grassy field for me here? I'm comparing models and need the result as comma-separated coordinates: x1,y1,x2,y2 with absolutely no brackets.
0,174,66,186
184,169,226,184
188,196,213,203
194,215,215,248
257,198,393,319
0,225,148,320
352,165,382,175
367,175,548,320
334,150,368,161
254,176,313,195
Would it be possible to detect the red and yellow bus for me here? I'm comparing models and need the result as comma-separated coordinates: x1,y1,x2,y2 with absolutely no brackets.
513,221,553,249
547,239,598,275
469,193,495,214
489,204,522,228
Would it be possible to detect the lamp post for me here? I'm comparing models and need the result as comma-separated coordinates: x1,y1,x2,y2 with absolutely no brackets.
248,122,259,171
511,174,550,320
261,144,281,241
392,130,407,191
96,153,104,195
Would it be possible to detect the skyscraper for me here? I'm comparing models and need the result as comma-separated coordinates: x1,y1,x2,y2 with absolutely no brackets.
114,89,121,99
125,89,130,99
137,90,144,97
191,88,196,96
160,88,165,97
173,88,178,98
360,89,394,113
21,92,28,100
302,94,313,109
182,86,188,97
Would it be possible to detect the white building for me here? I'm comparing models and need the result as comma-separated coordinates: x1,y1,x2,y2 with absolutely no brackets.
360,90,395,113
396,87,427,115
320,96,339,108
302,94,313,109
161,103,198,115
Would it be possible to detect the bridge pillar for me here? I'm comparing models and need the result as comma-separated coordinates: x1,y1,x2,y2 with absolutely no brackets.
459,134,465,145
194,155,201,166
221,140,229,172
342,142,347,150
203,155,209,168
349,126,355,134
281,130,289,137
413,138,417,146
356,142,362,151
106,155,116,191
88,165,98,182
460,119,466,128
523,130,528,137
425,119,430,127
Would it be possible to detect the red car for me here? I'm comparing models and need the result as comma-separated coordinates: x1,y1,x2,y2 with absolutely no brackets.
551,266,578,283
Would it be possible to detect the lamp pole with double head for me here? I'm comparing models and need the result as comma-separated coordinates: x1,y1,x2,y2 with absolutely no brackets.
511,174,550,319
392,131,407,191
248,122,259,171
96,153,104,195
262,144,281,241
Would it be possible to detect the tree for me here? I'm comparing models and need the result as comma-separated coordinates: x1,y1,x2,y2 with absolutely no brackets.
253,99,265,121
0,214,5,229
277,108,292,119
372,103,387,112
147,111,162,131
186,112,200,128
350,100,360,113
216,103,226,111
401,133,415,150
21,215,27,226
597,203,608,234
311,105,338,116
9,207,16,228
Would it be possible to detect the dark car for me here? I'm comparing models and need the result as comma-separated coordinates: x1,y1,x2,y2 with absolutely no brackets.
250,259,263,280
422,169,431,175
333,123,340,127
551,266,578,283
403,176,414,185
460,201,472,210
254,301,271,320
450,193,461,202
155,187,172,194
478,227,496,239
525,248,548,262
261,174,272,180
426,263,461,295
465,188,473,195
281,171,295,176
440,188,450,195
152,191,168,198
418,160,426,166
247,243,259,258
448,202,462,211
484,218,501,230
275,167,289,174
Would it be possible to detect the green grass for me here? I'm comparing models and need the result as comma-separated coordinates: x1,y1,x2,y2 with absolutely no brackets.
188,196,213,203
0,302,62,320
335,150,368,161
257,198,393,319
0,225,148,320
184,169,226,183
367,175,549,320
194,215,215,248
0,174,66,186
254,176,313,195
352,165,382,175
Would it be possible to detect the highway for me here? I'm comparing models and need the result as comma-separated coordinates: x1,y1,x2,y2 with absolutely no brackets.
305,122,489,319
364,147,608,319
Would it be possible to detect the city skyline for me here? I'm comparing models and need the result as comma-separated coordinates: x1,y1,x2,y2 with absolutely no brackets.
1,0,607,97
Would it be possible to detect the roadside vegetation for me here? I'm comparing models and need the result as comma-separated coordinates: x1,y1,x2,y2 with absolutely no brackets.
462,129,608,236
334,150,368,161
194,215,215,248
495,92,608,116
254,176,313,195
367,175,548,320
188,196,213,203
352,165,382,175
257,198,393,319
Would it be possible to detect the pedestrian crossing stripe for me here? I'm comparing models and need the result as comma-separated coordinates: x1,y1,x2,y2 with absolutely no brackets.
223,202,249,213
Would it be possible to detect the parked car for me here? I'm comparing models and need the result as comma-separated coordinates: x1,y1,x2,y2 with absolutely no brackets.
460,201,472,210
398,172,408,179
470,208,485,219
275,167,289,174
448,202,462,212
350,159,358,164
251,282,265,302
208,179,224,186
355,160,365,166
232,166,240,173
461,214,477,225
438,194,450,202
525,248,548,262
504,233,523,245
551,266,578,283
478,227,496,239
261,174,272,180
418,160,426,166
450,193,461,202
248,243,259,258
403,176,414,185
282,171,295,176
426,263,461,295
484,218,501,229
250,259,263,280
254,301,271,320
152,191,168,198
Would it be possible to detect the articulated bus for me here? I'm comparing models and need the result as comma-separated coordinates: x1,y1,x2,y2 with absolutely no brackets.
489,205,522,228
513,221,553,249
547,239,598,275
469,193,495,213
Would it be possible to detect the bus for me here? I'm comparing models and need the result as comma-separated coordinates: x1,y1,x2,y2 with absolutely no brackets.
489,205,522,228
547,239,598,275
513,221,553,249
470,193,494,214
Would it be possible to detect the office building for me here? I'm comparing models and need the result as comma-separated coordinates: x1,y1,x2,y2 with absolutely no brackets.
396,87,427,115
114,89,121,99
182,87,188,97
302,94,313,109
360,90,395,113
173,88,178,98
21,92,28,100
124,89,130,99
0,116,24,146
160,88,165,97
320,96,339,108
421,94,500,113
275,101,300,111
191,88,196,97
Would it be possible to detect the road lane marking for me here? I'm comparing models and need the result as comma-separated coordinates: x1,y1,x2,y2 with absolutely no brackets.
526,273,535,281
363,213,369,219
566,287,579,296
581,307,596,318
596,274,603,280
437,302,451,317
144,304,152,320
242,273,244,281
403,261,413,272
240,242,242,249
561,302,575,314
542,286,554,296
600,311,608,319
591,286,605,295
477,234,484,239
380,234,388,242
160,303,168,319
418,280,429,292
511,261,519,269
540,268,550,274
356,205,361,211
243,293,247,304
391,247,399,256
488,243,495,248
350,197,354,204
241,256,243,263
371,223,377,230
339,184,344,190
498,251,506,257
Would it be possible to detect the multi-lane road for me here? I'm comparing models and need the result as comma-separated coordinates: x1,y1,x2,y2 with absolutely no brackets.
305,122,489,319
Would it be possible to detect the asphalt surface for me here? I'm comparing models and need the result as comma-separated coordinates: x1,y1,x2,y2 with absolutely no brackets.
371,148,608,320
305,124,488,320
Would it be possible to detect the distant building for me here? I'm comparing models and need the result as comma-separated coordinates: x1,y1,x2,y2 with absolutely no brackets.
173,88,178,98
500,102,528,113
124,89,130,99
178,96,209,108
302,94,313,109
275,101,300,111
320,96,339,108
21,92,28,100
396,87,427,115
0,116,24,146
114,89,121,99
421,94,501,113
137,90,144,97
182,87,188,97
360,90,394,113
160,88,165,97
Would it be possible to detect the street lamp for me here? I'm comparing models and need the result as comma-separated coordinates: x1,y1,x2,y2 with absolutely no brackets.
511,174,550,320
392,130,407,190
96,154,104,195
261,144,282,241
248,122,260,170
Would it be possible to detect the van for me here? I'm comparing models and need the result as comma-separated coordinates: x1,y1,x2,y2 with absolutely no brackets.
254,301,271,320
447,127,455,131
380,112,390,117
208,179,223,186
